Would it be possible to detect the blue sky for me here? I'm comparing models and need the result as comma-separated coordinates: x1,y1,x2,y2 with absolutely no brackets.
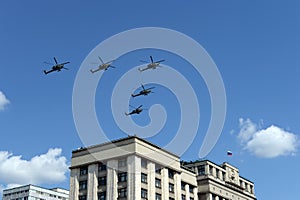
1,1,300,199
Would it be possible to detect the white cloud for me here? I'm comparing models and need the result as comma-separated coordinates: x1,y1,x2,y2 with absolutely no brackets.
0,148,69,188
238,118,299,158
0,91,10,110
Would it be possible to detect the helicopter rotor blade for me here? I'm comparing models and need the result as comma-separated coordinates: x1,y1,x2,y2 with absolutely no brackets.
150,56,154,63
109,65,116,68
98,56,104,64
141,84,145,90
54,57,58,64
63,67,69,70
61,62,70,65
156,59,165,63
138,105,143,109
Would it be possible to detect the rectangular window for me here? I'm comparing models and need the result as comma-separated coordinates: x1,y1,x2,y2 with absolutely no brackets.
80,167,88,175
181,182,186,190
155,193,161,200
118,172,127,182
181,194,186,200
118,158,127,168
189,185,194,193
141,189,147,199
141,173,147,183
169,183,174,193
118,188,127,198
168,169,175,179
98,192,106,200
155,165,162,174
155,178,161,188
98,176,106,186
141,158,147,168
79,180,87,190
99,163,107,171
79,195,87,200
169,198,175,200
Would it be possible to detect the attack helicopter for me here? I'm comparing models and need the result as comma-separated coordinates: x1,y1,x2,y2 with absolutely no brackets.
131,84,155,98
125,105,145,116
138,56,165,72
43,57,70,75
90,56,115,73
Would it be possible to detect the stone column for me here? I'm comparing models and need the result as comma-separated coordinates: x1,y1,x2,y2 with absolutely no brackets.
161,168,169,200
87,164,98,199
185,184,190,200
206,193,212,200
205,165,210,175
69,168,80,200
193,187,198,200
174,173,181,200
107,160,118,200
147,162,155,200
215,196,220,200
127,155,141,200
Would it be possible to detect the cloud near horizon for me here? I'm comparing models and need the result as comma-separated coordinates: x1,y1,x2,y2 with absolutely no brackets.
238,118,299,158
0,91,10,111
0,148,69,195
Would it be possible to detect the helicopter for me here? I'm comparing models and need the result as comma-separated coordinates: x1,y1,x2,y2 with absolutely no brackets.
138,56,165,72
125,105,144,116
90,56,115,73
43,57,70,75
131,84,155,98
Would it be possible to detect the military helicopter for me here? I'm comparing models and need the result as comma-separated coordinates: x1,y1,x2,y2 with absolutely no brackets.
125,105,145,116
138,56,165,72
43,57,70,75
131,84,155,98
90,56,115,73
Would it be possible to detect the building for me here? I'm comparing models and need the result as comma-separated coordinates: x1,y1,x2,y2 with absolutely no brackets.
183,160,256,200
2,184,69,200
69,136,256,200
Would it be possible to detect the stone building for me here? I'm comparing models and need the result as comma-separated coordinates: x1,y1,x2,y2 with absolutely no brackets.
69,136,256,200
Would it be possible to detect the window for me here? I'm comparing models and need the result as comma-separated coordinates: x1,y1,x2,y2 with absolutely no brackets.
118,158,127,167
118,188,127,198
79,195,87,200
80,167,88,175
98,192,106,200
181,194,186,200
209,165,213,175
181,182,186,190
155,178,161,188
168,169,175,179
79,180,87,190
141,173,147,183
155,165,162,174
216,169,219,179
190,198,194,200
141,159,147,168
169,183,174,193
169,198,175,200
155,193,161,200
141,189,147,199
189,186,194,193
99,163,107,171
98,176,106,186
118,172,127,182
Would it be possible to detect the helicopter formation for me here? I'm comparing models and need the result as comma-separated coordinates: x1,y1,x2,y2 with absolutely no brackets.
43,55,163,116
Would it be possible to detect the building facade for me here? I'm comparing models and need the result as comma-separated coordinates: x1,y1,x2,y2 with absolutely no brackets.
69,136,198,200
2,184,69,200
69,136,256,200
183,160,256,200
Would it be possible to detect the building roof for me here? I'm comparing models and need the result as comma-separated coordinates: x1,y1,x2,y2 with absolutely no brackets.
72,135,180,158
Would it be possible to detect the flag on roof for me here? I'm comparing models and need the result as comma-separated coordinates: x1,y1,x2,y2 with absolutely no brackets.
227,151,233,156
